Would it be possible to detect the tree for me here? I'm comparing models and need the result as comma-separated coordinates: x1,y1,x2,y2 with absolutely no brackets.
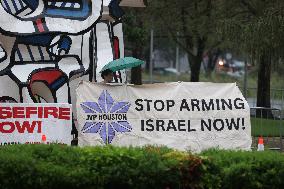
146,0,223,82
123,8,148,84
217,0,284,111
204,48,221,78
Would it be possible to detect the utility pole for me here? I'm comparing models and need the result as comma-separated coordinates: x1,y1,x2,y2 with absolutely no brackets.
149,29,154,83
175,45,180,71
175,32,179,81
243,60,248,99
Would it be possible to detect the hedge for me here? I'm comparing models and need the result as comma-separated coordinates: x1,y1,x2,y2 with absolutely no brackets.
0,145,283,189
201,149,284,189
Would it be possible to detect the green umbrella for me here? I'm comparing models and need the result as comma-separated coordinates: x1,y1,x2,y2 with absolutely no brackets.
100,57,144,72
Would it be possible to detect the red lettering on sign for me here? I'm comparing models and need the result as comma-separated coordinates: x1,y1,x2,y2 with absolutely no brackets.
13,107,25,118
15,121,39,133
0,107,12,119
44,107,58,119
0,121,42,133
0,122,15,133
0,106,70,120
26,107,37,118
37,121,42,133
38,107,43,118
58,107,71,120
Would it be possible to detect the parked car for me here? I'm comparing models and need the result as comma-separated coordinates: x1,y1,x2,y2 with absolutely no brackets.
216,58,251,78
154,67,180,75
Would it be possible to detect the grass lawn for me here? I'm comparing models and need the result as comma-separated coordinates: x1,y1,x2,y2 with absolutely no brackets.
251,117,283,137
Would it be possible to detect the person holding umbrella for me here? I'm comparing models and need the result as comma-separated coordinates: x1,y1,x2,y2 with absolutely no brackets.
101,69,114,83
100,57,145,83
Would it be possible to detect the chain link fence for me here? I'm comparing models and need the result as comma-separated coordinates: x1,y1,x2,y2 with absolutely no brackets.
244,87,283,151
244,88,284,113
250,107,283,151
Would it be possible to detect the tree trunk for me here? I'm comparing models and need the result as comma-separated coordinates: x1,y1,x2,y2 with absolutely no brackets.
131,47,143,85
189,38,205,82
256,51,272,118
205,49,221,77
131,66,142,85
190,60,201,82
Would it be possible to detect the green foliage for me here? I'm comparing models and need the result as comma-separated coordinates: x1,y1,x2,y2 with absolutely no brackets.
146,0,221,48
201,149,284,189
0,145,206,189
217,0,284,56
123,9,148,49
0,145,284,189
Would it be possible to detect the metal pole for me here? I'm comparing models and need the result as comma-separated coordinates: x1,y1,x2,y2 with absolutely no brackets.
175,32,180,71
92,28,97,82
243,60,248,99
175,45,179,81
175,35,179,81
280,111,283,151
170,60,174,68
150,29,154,83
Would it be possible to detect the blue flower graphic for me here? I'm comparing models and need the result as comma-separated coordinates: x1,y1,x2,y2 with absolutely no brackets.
80,90,132,144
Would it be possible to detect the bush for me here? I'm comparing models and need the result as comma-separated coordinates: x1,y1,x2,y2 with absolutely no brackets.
0,145,283,189
201,149,284,189
0,145,207,189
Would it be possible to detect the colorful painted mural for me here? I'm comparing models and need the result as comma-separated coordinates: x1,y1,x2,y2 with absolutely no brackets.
0,0,145,136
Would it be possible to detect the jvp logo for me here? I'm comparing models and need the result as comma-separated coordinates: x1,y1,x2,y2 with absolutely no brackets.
80,90,132,144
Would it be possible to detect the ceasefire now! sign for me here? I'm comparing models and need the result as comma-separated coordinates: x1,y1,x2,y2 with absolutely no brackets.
76,82,252,152
0,103,72,145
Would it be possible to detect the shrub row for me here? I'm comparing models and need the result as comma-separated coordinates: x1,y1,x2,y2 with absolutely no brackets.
0,145,283,189
201,149,284,189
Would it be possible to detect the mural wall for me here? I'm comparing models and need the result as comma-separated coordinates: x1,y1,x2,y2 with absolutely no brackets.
0,0,144,105
0,0,146,136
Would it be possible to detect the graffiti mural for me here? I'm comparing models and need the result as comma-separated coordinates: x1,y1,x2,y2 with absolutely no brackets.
0,0,145,136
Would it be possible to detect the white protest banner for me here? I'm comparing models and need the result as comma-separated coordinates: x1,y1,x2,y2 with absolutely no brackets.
0,103,72,145
76,81,252,152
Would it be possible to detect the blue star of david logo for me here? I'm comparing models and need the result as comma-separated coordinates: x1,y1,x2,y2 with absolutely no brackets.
80,90,132,144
